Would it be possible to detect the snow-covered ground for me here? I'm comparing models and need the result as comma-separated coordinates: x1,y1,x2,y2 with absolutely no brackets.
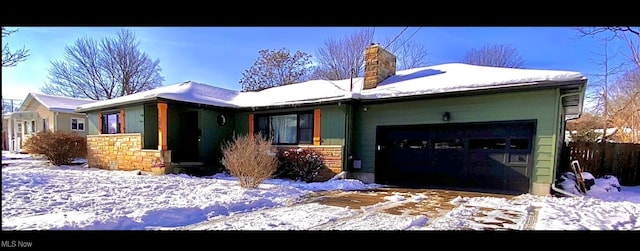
2,151,639,230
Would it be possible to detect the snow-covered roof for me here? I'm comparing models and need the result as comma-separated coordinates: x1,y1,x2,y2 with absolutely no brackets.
76,63,587,112
21,93,95,114
356,63,586,100
76,81,241,112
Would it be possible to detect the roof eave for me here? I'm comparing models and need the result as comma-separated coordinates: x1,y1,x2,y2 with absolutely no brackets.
358,79,587,105
237,97,354,112
75,97,157,113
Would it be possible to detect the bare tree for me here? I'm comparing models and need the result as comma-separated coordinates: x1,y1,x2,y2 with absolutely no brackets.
608,69,640,143
381,32,429,70
575,27,639,37
239,48,313,92
311,28,374,80
588,40,627,142
575,27,640,69
312,27,430,80
462,44,525,68
2,27,30,67
574,27,640,143
41,29,164,100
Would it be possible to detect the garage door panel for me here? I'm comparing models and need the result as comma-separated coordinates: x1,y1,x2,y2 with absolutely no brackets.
507,178,529,192
376,120,534,193
508,153,529,164
507,165,529,177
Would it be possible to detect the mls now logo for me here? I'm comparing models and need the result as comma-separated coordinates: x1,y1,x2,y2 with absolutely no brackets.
1,240,33,248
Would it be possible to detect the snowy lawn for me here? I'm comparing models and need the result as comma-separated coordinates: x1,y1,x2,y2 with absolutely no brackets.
2,151,640,230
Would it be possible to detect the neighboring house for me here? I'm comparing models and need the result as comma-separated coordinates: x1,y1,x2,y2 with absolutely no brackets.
565,128,618,143
76,43,587,196
564,127,640,143
3,93,95,153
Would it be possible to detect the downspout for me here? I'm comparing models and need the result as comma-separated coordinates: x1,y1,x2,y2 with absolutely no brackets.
550,91,583,198
332,102,352,181
54,112,59,132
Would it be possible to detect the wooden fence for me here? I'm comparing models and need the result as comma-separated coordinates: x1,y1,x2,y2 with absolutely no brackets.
560,142,640,186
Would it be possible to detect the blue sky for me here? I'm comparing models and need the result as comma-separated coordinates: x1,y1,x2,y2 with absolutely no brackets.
1,26,630,101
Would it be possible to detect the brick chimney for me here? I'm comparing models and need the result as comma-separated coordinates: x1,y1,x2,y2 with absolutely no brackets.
363,43,396,90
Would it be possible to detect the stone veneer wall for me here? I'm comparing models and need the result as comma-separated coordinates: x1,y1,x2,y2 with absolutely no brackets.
363,43,397,90
87,133,171,172
275,145,343,182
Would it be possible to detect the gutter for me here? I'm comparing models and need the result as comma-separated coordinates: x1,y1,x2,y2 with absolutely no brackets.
242,97,354,112
550,90,584,198
75,97,157,113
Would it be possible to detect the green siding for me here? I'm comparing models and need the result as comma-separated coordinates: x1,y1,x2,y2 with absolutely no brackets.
143,104,158,149
201,110,235,167
352,89,561,185
124,106,144,133
87,112,99,135
321,106,346,145
235,112,249,136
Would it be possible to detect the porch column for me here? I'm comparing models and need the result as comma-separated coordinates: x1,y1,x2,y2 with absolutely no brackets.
98,112,102,134
157,102,168,150
8,117,13,152
248,113,254,140
313,109,321,146
12,118,18,152
120,109,126,134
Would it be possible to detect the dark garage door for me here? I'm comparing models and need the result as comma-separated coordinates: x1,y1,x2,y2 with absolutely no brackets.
375,120,535,194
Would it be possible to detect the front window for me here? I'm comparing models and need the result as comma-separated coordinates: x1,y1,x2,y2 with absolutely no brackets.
71,118,85,131
43,118,49,132
101,113,121,134
255,111,313,145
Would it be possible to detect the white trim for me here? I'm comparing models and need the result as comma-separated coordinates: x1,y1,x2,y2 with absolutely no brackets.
71,117,86,131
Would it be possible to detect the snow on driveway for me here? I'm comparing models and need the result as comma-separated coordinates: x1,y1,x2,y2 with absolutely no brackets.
2,151,640,230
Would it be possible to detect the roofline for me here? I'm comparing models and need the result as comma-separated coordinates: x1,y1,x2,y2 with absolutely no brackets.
73,79,587,113
357,79,587,105
236,97,355,112
21,92,96,112
75,97,158,112
49,109,89,115
17,93,36,112
76,97,240,113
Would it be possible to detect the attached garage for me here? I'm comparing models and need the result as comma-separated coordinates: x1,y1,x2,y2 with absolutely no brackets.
375,120,535,193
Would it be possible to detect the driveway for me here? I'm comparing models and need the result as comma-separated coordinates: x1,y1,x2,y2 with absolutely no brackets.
182,187,537,230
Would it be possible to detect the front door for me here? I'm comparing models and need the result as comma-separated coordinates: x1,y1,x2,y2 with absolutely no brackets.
177,111,200,162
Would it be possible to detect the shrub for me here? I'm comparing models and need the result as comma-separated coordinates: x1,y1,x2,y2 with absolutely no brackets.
23,131,87,166
221,133,278,188
277,148,326,183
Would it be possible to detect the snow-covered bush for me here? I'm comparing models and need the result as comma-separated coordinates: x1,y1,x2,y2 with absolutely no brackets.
22,131,87,166
220,133,278,188
589,175,621,193
556,171,622,196
276,148,326,183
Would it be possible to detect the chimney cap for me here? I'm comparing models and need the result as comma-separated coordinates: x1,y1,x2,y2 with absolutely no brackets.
370,42,379,46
